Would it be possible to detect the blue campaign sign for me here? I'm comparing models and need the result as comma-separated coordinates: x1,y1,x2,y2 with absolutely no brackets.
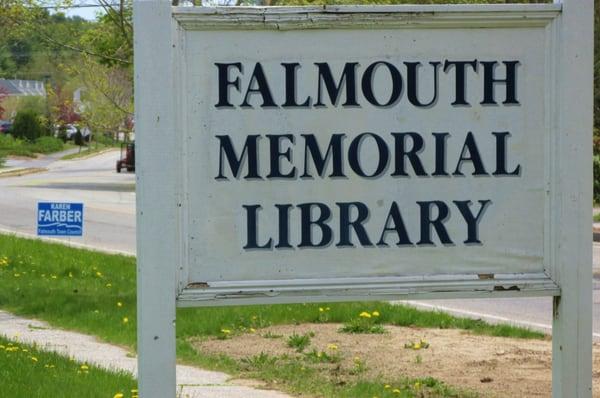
37,202,84,237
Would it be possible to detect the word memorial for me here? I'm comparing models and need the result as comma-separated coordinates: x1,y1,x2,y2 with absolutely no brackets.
214,60,521,251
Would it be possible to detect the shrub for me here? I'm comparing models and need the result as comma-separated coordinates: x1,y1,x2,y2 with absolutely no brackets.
11,110,47,142
31,137,64,154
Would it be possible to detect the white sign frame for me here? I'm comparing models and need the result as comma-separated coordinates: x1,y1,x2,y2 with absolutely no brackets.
134,2,593,397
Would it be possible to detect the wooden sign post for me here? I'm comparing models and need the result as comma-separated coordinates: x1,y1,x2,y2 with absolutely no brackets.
133,1,593,396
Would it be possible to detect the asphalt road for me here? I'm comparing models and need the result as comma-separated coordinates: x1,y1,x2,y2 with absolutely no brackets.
0,150,598,338
0,150,135,254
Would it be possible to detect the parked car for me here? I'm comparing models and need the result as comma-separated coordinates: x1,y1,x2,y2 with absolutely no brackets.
55,124,91,142
0,120,12,134
64,124,78,140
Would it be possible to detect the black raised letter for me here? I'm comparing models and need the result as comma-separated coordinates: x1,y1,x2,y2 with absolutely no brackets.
453,132,488,176
443,60,478,106
241,63,277,108
301,134,345,178
266,134,296,179
298,203,333,248
362,61,403,107
377,202,412,246
417,201,453,245
432,132,450,176
275,204,293,249
391,132,428,177
337,202,372,247
215,135,260,180
281,63,311,108
314,63,359,107
215,62,242,108
481,61,519,105
453,200,492,244
405,61,440,107
348,133,389,178
492,132,521,176
243,205,273,249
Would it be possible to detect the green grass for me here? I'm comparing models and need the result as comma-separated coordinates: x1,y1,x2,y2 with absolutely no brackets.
0,336,137,398
594,213,600,222
0,234,545,397
287,332,313,352
61,143,117,160
0,135,70,158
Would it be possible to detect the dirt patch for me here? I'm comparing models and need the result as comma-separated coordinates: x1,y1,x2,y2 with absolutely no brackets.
190,323,600,397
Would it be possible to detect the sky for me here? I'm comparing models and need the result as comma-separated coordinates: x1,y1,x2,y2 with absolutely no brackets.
54,3,106,21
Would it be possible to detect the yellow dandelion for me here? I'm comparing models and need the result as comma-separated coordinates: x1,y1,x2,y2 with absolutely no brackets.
221,328,231,334
122,317,129,324
414,342,421,350
392,389,401,394
106,283,112,287
96,271,102,277
414,382,421,389
372,311,380,317
51,275,57,279
13,273,20,277
319,307,324,312
327,343,338,350
117,302,123,307
80,365,89,370
359,311,372,318
384,384,391,389
249,328,256,333
30,356,38,362
113,394,124,398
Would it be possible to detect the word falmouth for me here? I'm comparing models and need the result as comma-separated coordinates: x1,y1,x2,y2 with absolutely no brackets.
213,60,522,250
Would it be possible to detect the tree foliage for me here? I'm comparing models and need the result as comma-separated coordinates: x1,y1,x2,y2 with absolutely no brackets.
11,110,48,141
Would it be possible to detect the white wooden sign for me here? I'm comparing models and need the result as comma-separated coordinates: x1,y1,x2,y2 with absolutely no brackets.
134,2,593,397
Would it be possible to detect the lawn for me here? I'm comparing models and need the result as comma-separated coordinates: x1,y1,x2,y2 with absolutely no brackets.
61,143,118,160
0,234,545,397
0,135,71,158
0,336,137,398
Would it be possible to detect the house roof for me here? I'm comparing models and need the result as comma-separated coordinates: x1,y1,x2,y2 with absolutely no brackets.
0,79,46,96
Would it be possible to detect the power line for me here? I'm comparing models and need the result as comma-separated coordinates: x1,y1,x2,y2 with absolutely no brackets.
36,4,121,9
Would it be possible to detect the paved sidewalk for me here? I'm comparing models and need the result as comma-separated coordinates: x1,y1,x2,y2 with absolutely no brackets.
0,310,292,398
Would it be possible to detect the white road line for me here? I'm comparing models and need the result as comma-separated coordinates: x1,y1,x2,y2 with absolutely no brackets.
0,227,135,256
400,300,600,340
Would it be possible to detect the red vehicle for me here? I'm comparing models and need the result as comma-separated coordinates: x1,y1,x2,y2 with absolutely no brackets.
116,142,135,173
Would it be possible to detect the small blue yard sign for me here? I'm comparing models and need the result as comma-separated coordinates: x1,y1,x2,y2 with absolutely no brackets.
37,202,84,236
